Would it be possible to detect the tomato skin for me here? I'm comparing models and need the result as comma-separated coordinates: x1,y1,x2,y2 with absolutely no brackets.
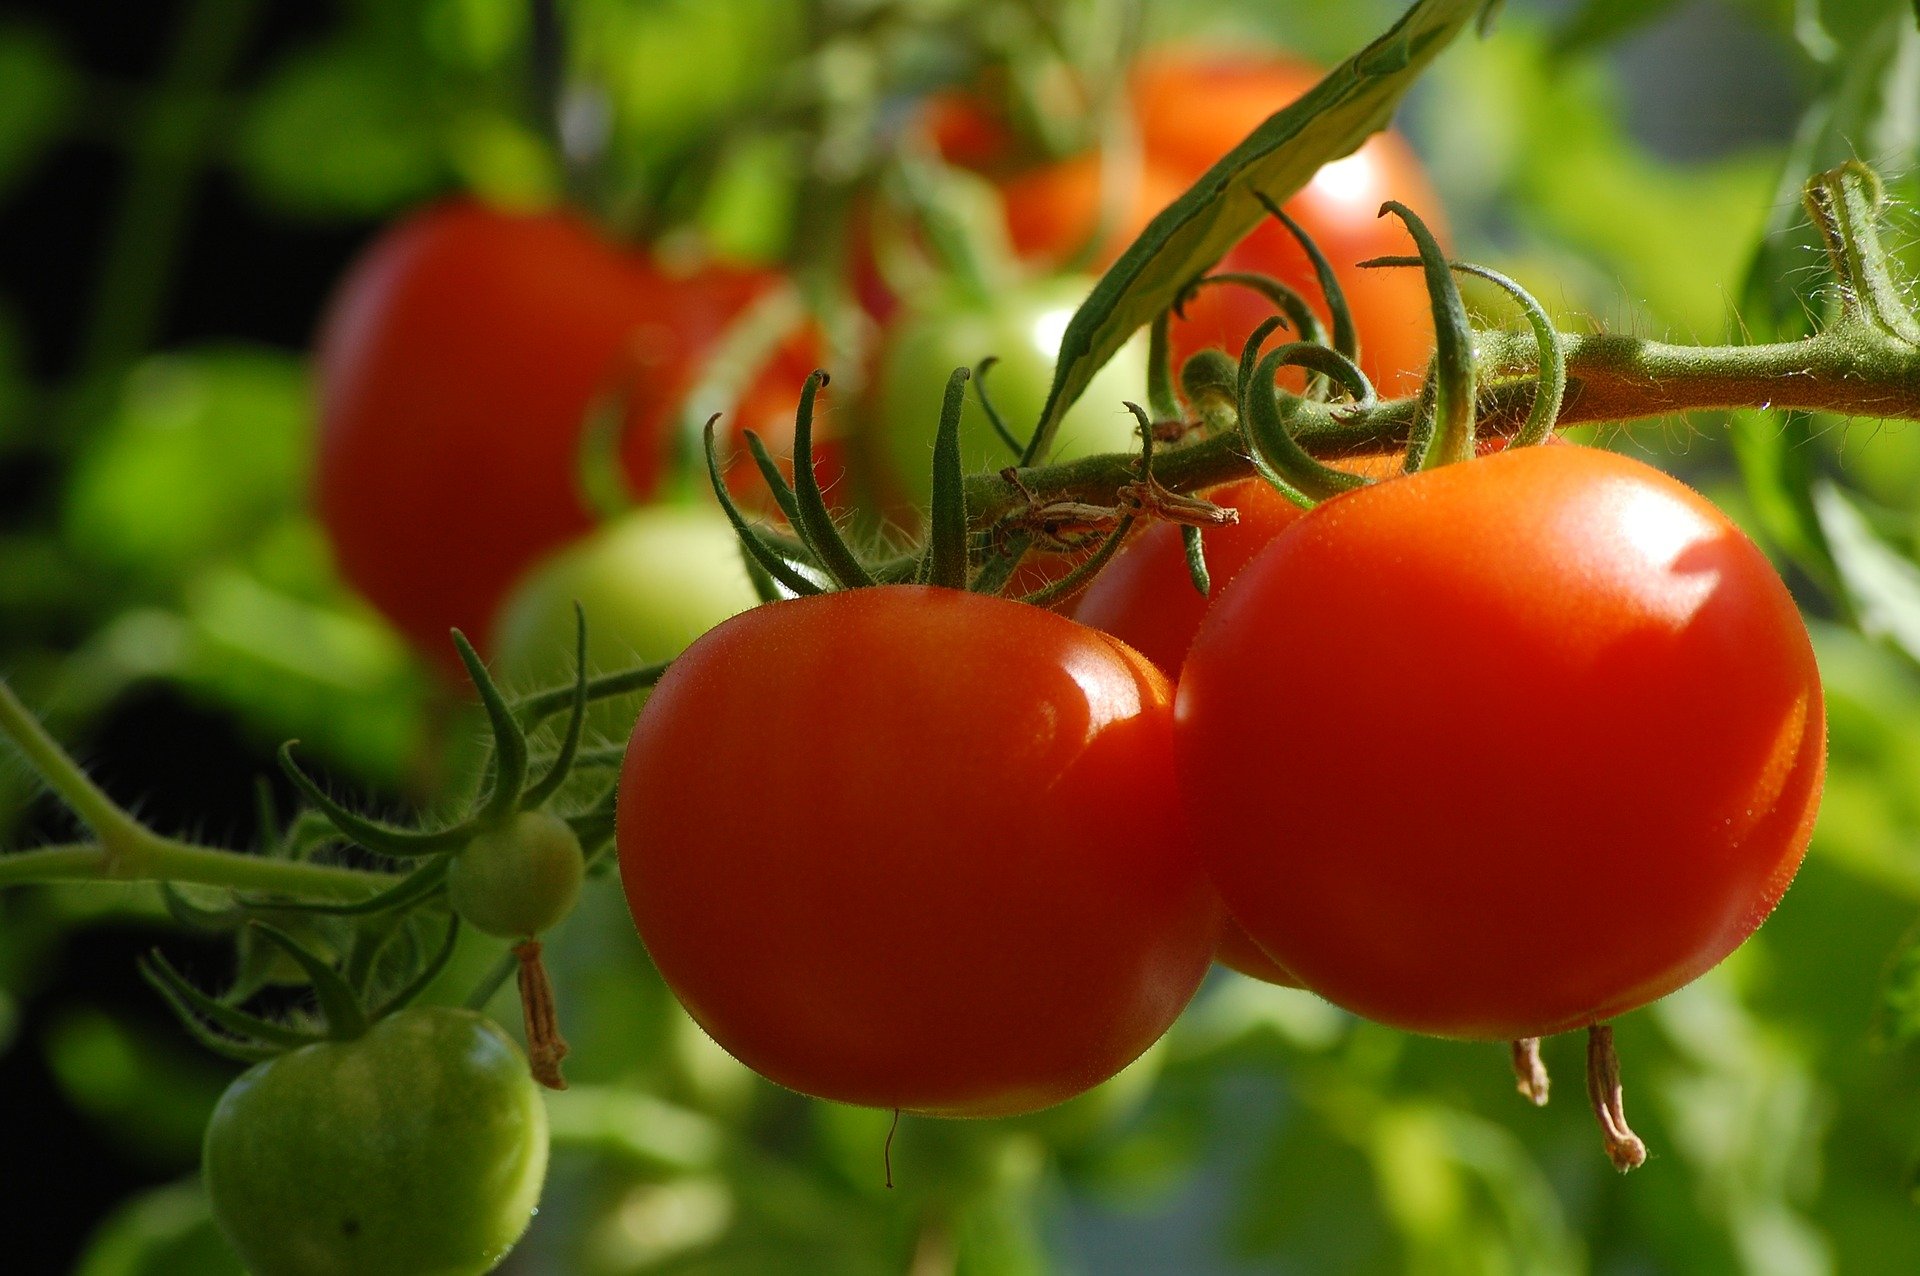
1175,445,1826,1040
203,1007,548,1276
314,201,783,677
489,504,762,740
873,277,1149,511
617,586,1220,1116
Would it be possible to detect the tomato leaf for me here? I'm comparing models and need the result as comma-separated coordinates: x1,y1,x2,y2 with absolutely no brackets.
1812,482,1920,664
1025,0,1487,461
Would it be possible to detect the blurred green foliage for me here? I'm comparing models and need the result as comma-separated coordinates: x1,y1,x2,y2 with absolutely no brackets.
7,0,1920,1273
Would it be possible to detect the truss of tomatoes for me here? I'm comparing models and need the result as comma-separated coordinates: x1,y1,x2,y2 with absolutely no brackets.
614,441,1825,1116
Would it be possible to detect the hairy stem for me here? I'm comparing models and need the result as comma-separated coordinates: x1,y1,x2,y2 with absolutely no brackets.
963,323,1918,526
0,839,395,898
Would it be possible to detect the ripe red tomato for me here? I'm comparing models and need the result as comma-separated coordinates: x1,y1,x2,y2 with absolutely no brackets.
925,50,1444,397
314,200,804,677
1074,477,1312,678
616,586,1220,1115
1175,445,1825,1040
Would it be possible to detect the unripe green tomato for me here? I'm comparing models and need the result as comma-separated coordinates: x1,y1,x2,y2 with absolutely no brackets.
874,275,1150,509
203,1007,548,1276
490,504,761,741
449,810,586,938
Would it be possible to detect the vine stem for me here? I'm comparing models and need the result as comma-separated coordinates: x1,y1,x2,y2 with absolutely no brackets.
0,838,393,898
961,321,1919,525
0,681,392,899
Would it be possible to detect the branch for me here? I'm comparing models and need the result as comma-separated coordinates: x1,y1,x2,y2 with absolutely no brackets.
963,323,1920,525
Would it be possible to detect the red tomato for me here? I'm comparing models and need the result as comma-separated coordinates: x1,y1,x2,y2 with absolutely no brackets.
314,200,808,676
1074,477,1311,678
1175,445,1825,1040
920,50,1444,396
617,586,1221,1116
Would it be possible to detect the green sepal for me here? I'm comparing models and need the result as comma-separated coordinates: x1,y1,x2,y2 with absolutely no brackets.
242,855,450,919
1243,346,1372,502
1147,311,1181,422
515,659,674,729
969,532,1032,597
366,914,462,1023
278,742,474,858
249,922,369,1041
1237,316,1288,412
927,366,972,591
973,358,1024,457
789,370,874,588
342,911,407,997
519,604,590,811
451,631,530,825
743,430,806,528
702,415,825,599
1181,350,1242,435
1377,200,1475,469
140,951,322,1052
1017,516,1135,607
1256,195,1358,362
1181,269,1325,350
1182,525,1211,597
159,882,246,931
739,544,783,604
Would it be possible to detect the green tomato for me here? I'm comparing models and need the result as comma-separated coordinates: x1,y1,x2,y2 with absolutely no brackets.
449,810,586,938
203,1007,548,1276
875,275,1150,509
490,504,761,741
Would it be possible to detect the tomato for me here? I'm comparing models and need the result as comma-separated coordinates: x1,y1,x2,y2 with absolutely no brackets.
449,811,586,939
871,276,1150,511
1073,477,1311,679
314,200,796,678
489,504,762,740
927,50,1444,397
1174,445,1826,1040
203,1007,548,1276
616,586,1220,1115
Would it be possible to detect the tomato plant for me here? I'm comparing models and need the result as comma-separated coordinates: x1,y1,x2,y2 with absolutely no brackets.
313,200,785,677
616,586,1220,1116
203,1006,548,1276
1175,445,1826,1041
930,50,1444,396
870,275,1149,509
489,503,762,738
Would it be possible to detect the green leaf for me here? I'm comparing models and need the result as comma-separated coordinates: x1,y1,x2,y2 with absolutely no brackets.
1814,482,1920,664
63,350,310,582
235,40,442,218
1026,0,1485,461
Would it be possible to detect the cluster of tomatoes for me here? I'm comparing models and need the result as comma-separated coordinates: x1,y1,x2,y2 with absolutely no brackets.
221,45,1831,1276
614,440,1826,1130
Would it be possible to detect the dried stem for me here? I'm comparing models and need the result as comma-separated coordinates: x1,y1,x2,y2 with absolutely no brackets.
1585,1024,1647,1172
513,939,570,1091
1510,1037,1549,1106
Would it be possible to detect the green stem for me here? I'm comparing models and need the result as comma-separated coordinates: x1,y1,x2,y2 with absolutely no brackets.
964,322,1920,525
0,839,394,898
0,681,392,898
0,679,147,853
